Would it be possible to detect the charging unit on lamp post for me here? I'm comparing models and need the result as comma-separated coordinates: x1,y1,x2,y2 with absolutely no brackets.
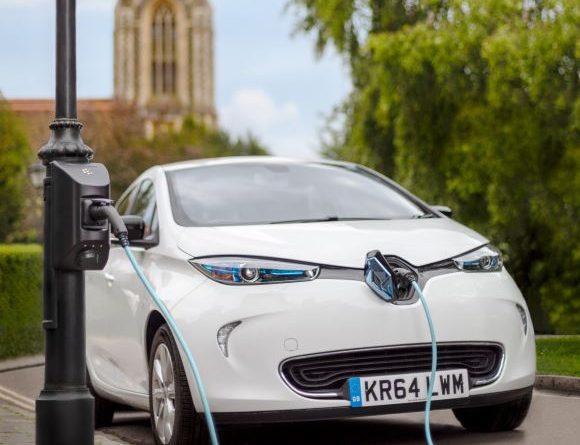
36,161,111,445
35,1,112,444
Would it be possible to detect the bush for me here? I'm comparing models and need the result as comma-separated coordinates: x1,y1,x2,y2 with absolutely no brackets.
0,244,43,359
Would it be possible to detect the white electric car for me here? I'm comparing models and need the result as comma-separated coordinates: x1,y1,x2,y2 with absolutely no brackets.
86,157,535,445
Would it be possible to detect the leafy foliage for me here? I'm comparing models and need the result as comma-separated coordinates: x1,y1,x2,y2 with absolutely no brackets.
0,97,31,242
291,0,579,332
0,244,43,359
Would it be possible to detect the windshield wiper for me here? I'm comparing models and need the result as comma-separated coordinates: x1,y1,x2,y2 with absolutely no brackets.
269,217,389,224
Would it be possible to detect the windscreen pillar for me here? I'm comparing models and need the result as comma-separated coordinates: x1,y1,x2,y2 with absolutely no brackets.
36,1,111,444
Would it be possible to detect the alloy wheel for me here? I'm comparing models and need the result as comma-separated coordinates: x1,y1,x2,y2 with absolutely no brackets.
152,343,176,444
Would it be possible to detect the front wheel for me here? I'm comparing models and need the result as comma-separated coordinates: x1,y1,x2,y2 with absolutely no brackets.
453,392,532,432
149,324,210,445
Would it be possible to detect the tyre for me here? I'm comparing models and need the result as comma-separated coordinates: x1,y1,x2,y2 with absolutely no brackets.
87,371,115,429
149,324,210,445
453,392,532,432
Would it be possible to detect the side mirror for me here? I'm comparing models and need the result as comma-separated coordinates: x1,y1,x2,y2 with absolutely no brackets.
431,205,453,218
122,215,145,241
111,214,158,249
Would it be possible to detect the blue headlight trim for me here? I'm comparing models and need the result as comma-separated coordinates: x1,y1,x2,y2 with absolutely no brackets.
453,245,503,272
201,265,236,274
264,269,307,277
200,265,242,282
191,257,320,285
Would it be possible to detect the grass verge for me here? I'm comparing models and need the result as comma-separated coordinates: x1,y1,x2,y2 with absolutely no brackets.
536,336,580,377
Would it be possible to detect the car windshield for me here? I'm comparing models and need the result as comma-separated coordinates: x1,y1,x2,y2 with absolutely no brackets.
166,162,430,227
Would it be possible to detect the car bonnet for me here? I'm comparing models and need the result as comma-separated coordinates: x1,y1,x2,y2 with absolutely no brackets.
176,218,488,269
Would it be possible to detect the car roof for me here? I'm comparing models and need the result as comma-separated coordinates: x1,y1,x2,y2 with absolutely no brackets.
160,156,353,172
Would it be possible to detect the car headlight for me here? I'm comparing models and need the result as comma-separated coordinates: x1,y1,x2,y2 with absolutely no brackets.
453,245,503,272
189,256,320,285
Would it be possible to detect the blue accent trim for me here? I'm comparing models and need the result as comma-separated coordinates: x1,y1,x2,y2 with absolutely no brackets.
264,268,306,277
348,378,363,408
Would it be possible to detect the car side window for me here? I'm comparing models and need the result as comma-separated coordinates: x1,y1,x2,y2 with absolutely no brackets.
131,180,159,241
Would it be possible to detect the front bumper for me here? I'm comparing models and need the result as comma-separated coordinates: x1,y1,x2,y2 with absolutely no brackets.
213,386,534,424
170,269,536,416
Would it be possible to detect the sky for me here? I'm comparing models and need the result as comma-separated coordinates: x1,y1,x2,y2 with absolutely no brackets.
0,0,351,158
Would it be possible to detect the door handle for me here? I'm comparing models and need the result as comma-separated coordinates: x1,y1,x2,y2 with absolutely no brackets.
105,273,115,283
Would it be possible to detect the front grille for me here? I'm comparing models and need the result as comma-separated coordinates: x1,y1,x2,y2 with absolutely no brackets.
280,343,503,399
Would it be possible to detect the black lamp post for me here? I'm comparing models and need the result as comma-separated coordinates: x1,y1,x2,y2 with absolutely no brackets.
36,1,111,444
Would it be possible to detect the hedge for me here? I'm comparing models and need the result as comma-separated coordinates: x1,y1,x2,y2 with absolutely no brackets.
0,244,43,359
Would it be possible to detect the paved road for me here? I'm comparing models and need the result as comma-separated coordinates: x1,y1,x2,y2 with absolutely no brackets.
1,365,578,444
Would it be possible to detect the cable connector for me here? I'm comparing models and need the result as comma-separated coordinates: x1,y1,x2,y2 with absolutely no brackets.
393,267,417,284
88,199,130,247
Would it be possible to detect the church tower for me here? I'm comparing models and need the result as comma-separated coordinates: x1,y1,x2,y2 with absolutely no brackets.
114,0,216,135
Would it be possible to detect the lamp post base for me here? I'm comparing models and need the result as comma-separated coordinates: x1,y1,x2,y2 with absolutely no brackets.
36,388,94,445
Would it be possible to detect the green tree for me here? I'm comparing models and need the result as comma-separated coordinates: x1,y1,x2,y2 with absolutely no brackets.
0,96,31,242
290,0,579,332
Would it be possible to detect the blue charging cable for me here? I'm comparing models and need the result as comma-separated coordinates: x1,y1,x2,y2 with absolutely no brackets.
411,280,438,445
123,246,220,445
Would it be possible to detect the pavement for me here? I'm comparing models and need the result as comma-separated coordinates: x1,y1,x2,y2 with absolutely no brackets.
0,399,127,445
0,356,128,445
1,359,579,444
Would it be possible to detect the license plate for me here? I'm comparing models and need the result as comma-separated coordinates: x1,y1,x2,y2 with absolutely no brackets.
348,369,469,407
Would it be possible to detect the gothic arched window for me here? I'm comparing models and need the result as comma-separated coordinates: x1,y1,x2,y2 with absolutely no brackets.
151,2,176,97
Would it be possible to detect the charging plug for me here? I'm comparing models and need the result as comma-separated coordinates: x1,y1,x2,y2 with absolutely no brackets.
393,267,417,284
88,200,129,247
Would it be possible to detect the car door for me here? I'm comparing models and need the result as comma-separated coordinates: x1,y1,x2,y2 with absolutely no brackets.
95,179,160,395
